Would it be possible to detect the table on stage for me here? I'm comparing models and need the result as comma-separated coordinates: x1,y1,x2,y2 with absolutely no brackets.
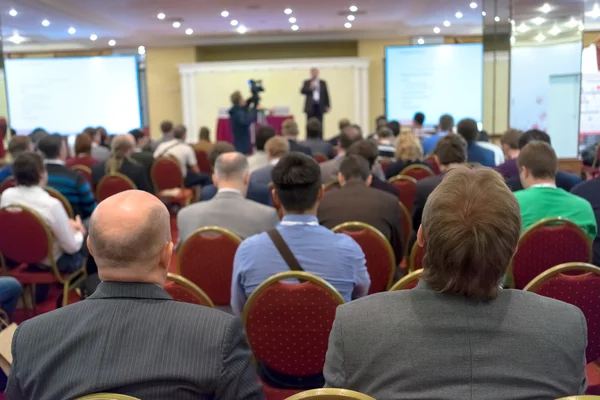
216,115,293,144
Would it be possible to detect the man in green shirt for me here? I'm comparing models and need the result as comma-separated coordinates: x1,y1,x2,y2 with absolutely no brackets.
515,141,597,239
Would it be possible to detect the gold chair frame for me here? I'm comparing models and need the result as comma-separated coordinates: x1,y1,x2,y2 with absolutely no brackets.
523,262,600,292
70,164,92,176
387,174,418,185
75,393,141,400
399,164,435,179
166,272,215,307
398,201,412,259
555,396,600,400
96,173,137,201
389,268,423,291
285,388,377,400
408,241,424,273
44,186,74,218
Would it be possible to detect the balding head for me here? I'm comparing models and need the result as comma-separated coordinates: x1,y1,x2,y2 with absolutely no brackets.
213,152,250,194
87,190,173,285
110,134,134,157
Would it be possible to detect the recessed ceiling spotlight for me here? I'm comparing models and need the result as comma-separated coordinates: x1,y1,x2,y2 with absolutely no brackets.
42,19,50,27
108,39,116,46
516,23,530,33
532,16,546,25
90,34,98,41
289,17,297,23
417,37,425,45
172,21,181,28
7,31,25,44
565,17,579,28
347,15,355,21
494,16,500,22
549,25,561,35
586,4,600,19
68,27,76,35
349,5,358,12
157,12,166,20
455,11,463,19
482,11,486,16
237,25,248,34
540,3,552,14
433,26,441,34
185,28,193,35
230,19,239,26
221,10,229,17
291,24,299,31
470,2,478,9
443,20,451,27
8,9,17,17
535,32,546,42
344,22,352,28
138,45,146,55
284,8,293,15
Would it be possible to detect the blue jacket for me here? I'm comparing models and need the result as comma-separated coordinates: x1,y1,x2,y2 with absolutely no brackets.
467,142,496,167
229,105,257,155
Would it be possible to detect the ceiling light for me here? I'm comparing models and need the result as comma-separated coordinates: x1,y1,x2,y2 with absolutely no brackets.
185,28,193,35
90,34,97,41
535,32,546,41
470,2,478,9
540,3,552,13
565,17,579,28
42,19,50,27
347,15,355,21
138,45,146,55
443,20,451,27
349,5,358,12
237,25,248,34
433,26,441,34
8,9,17,17
344,22,352,28
157,12,166,20
510,36,516,44
7,31,25,44
532,16,546,25
417,37,425,45
284,8,293,15
291,24,299,31
221,10,229,17
230,19,239,26
289,17,297,23
516,23,530,33
586,4,600,19
68,27,76,35
549,25,561,35
482,11,486,16
494,16,500,22
455,11,463,19
108,39,116,46
172,21,181,28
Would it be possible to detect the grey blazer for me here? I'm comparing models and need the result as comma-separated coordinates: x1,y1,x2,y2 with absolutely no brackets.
324,280,588,400
320,156,343,184
177,190,279,243
249,164,275,187
6,282,264,400
91,144,111,162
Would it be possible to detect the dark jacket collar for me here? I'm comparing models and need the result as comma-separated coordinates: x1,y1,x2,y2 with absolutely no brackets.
88,281,172,300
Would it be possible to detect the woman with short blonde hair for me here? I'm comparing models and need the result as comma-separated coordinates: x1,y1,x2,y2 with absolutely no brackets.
385,133,429,179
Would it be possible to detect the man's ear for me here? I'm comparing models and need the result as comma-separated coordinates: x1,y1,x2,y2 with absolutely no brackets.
159,242,174,272
86,236,94,257
417,225,425,248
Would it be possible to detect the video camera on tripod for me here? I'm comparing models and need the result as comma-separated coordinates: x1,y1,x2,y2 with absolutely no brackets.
247,79,265,108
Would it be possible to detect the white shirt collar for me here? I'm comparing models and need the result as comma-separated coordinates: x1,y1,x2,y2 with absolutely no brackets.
217,188,242,195
269,158,280,166
44,159,65,165
530,183,557,189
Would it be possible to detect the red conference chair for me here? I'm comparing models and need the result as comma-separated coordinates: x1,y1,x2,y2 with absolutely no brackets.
243,271,344,398
0,177,16,197
424,156,441,175
71,164,93,186
151,157,193,210
195,149,212,174
389,268,423,291
332,222,395,293
45,187,74,218
177,226,242,306
313,153,329,164
164,272,215,308
0,205,86,311
388,175,417,214
408,241,425,273
524,263,600,394
96,173,137,202
398,202,412,263
379,157,395,174
508,218,592,289
400,164,435,181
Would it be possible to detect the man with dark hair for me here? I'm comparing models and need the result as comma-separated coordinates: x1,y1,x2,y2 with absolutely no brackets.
347,140,398,197
129,129,154,182
38,134,97,219
247,126,275,172
300,117,334,158
193,126,212,154
505,129,582,192
0,135,32,183
320,124,362,183
375,115,388,131
388,120,401,138
327,118,351,146
323,166,588,399
456,118,495,167
495,129,522,178
422,114,454,155
318,154,405,267
376,127,396,158
516,141,596,238
281,118,312,156
412,112,426,139
151,120,174,151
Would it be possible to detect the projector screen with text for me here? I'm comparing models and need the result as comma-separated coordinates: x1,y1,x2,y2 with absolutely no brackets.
385,44,483,125
6,56,141,135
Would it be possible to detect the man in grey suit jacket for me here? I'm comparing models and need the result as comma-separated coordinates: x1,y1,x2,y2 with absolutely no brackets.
250,136,289,187
324,166,588,399
178,152,279,243
6,190,264,400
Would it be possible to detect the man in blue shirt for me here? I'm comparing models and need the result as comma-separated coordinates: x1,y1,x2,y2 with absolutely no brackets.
231,153,370,316
422,114,454,155
0,136,32,183
457,118,496,167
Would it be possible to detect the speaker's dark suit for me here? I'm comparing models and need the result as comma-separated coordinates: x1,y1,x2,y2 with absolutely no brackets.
301,79,331,123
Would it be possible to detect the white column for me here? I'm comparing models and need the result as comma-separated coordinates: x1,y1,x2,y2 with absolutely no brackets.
179,69,197,143
359,64,370,132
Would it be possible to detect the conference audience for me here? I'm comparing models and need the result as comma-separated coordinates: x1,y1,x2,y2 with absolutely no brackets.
496,128,522,178
38,134,97,219
178,153,278,244
323,166,588,399
320,124,362,183
375,115,388,131
249,136,290,187
516,141,596,239
151,120,174,151
66,133,99,168
422,114,454,155
0,135,32,183
477,130,505,166
247,126,275,172
232,153,369,314
375,127,396,158
129,128,154,182
318,155,404,266
0,277,22,318
572,171,600,266
193,126,212,154
456,118,496,167
0,152,85,272
506,129,582,192
388,120,401,139
327,118,351,146
84,127,110,162
229,91,258,155
281,118,312,155
91,135,153,193
28,127,48,150
5,190,263,400
412,112,426,138
413,134,468,231
96,126,111,149
384,133,429,179
346,139,399,197
300,117,334,158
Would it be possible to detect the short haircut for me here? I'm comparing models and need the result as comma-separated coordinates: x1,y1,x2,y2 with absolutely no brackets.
173,124,187,140
347,139,378,168
517,141,557,179
271,153,321,213
255,126,276,151
306,117,322,139
8,136,31,157
377,127,394,139
438,114,455,132
395,133,424,161
12,152,44,186
457,118,479,142
501,129,522,150
281,119,299,137
340,125,362,150
519,129,551,149
199,127,210,141
74,133,93,155
265,136,290,158
434,134,467,165
160,121,173,135
388,121,401,137
339,155,370,182
413,112,425,126
339,119,351,131
214,152,249,180
38,134,63,159
82,127,96,138
128,129,144,143
208,141,236,168
421,166,521,301
478,130,490,143
230,91,243,106
376,115,387,124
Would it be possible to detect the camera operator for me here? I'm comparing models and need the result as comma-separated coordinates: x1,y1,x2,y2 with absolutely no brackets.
229,90,259,155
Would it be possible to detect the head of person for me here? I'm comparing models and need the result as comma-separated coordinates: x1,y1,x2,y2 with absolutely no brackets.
198,126,210,142
339,124,363,152
338,154,372,187
230,91,245,107
38,133,67,161
388,121,401,137
213,152,250,195
12,152,47,187
418,166,520,301
173,124,187,141
438,114,455,133
375,115,388,130
457,118,479,143
306,117,323,140
310,67,319,79
271,153,323,215
74,133,93,157
8,136,32,159
478,130,490,143
434,134,468,169
106,135,135,175
160,120,173,137
29,127,48,146
395,133,424,162
413,112,425,128
338,118,351,132
500,128,522,159
83,127,98,144
208,141,236,169
518,141,557,189
518,129,551,149
376,127,394,143
281,119,299,138
265,136,290,161
129,128,150,150
87,190,173,285
96,126,109,146
347,139,378,169
255,126,276,152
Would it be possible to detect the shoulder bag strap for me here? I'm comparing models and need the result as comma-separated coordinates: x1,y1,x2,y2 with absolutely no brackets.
267,229,304,272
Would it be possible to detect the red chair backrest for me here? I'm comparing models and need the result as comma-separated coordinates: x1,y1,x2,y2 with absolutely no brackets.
398,202,412,260
511,219,592,289
0,177,16,196
379,158,394,174
313,153,329,164
195,149,212,173
525,263,600,364
151,157,183,191
425,156,441,175
333,222,395,293
400,165,435,181
164,273,214,307
244,272,344,377
177,227,242,306
96,174,137,202
71,165,93,186
409,241,425,273
389,176,417,214
0,206,50,264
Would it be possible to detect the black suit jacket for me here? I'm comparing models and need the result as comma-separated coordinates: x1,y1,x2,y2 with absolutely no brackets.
288,139,313,156
131,150,154,183
301,79,331,114
318,181,404,264
91,158,154,193
413,174,444,231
